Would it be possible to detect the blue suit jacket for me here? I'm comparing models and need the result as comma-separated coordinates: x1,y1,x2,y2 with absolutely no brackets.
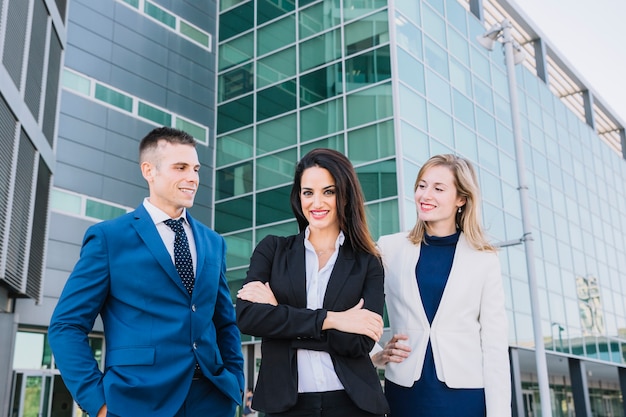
49,204,244,416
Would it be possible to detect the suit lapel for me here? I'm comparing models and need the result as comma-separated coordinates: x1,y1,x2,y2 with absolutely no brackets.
403,238,429,325
323,244,354,308
131,205,189,296
286,234,307,308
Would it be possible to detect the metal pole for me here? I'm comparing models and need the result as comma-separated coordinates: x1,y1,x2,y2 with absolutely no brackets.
501,19,553,417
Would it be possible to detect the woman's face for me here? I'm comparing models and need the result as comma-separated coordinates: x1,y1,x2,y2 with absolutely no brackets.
414,165,465,236
299,166,339,234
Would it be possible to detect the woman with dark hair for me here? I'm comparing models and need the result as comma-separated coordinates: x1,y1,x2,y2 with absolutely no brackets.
237,148,389,417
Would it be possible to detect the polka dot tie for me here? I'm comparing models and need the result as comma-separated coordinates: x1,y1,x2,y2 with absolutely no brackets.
164,218,195,294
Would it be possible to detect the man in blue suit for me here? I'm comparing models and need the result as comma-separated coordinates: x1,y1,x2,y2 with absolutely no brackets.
48,127,244,417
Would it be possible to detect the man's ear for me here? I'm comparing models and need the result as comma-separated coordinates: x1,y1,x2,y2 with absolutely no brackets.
141,161,154,182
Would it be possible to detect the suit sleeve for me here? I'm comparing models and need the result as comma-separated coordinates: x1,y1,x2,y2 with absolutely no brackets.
212,236,245,394
480,253,512,417
48,225,109,416
237,236,328,340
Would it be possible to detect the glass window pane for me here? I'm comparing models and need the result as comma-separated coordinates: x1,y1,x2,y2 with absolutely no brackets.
452,88,474,128
299,0,341,39
257,113,297,154
216,161,253,199
448,27,469,65
219,63,254,102
426,68,451,112
446,0,467,35
94,84,132,111
217,94,253,134
257,47,296,88
175,118,207,144
180,21,210,47
347,120,394,164
397,49,425,94
300,98,344,142
224,231,253,268
343,0,386,23
396,15,422,58
366,199,399,240
300,29,341,71
345,46,391,92
122,0,139,7
450,57,471,95
257,0,295,25
344,11,389,56
300,63,342,106
475,107,496,142
85,199,127,221
257,149,297,190
257,80,297,121
400,121,429,166
220,0,248,12
220,2,254,41
399,85,427,128
256,221,298,243
422,4,446,45
454,123,478,161
396,0,419,26
256,186,292,225
301,134,344,154
428,103,453,148
346,82,392,128
215,196,253,233
216,128,253,167
50,189,81,215
258,14,295,56
424,36,448,78
474,77,494,112
62,69,90,95
219,33,254,71
357,160,397,202
138,102,172,126
144,2,176,28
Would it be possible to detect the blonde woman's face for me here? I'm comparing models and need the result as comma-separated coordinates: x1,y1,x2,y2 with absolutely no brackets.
414,165,465,236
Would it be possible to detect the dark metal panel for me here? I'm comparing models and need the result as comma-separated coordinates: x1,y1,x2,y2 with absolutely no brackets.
568,357,592,417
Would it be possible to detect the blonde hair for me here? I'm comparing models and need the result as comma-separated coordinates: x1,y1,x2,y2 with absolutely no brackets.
408,154,495,252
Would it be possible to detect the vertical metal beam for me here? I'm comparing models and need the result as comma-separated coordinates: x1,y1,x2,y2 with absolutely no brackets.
509,348,525,417
582,90,596,130
502,19,553,417
568,358,592,416
533,38,549,84
619,128,626,160
618,367,626,416
469,0,484,22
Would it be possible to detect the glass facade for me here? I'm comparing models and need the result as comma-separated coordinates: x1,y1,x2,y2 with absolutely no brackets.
217,0,626,414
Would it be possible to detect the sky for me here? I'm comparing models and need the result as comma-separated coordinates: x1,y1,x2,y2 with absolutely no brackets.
519,0,626,124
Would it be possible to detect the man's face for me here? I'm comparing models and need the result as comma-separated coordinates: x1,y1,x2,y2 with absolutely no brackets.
142,140,200,218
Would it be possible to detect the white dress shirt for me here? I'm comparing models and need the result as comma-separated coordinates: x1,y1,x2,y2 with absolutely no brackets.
143,198,197,273
297,227,345,393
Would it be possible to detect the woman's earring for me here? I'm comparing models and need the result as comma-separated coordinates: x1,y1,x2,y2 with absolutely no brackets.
458,206,462,213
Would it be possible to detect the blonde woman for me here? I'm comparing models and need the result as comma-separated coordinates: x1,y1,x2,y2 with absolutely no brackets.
372,154,511,416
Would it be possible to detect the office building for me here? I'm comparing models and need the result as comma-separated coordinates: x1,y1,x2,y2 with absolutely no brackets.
1,0,625,415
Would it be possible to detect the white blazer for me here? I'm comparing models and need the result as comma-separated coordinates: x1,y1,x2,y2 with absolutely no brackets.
378,231,511,417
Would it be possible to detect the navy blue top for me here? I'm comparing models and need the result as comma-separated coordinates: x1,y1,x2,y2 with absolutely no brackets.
385,231,486,417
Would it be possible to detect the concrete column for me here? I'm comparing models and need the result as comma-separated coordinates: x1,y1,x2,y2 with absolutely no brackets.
0,312,18,417
618,367,626,416
568,357,592,416
509,348,525,417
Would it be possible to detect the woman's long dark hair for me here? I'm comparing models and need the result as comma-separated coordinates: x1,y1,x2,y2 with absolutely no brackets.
290,148,378,257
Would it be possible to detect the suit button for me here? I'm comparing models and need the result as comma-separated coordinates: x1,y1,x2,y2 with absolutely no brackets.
193,342,198,349
192,304,197,312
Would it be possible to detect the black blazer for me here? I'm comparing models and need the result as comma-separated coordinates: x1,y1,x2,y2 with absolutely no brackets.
236,233,389,415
